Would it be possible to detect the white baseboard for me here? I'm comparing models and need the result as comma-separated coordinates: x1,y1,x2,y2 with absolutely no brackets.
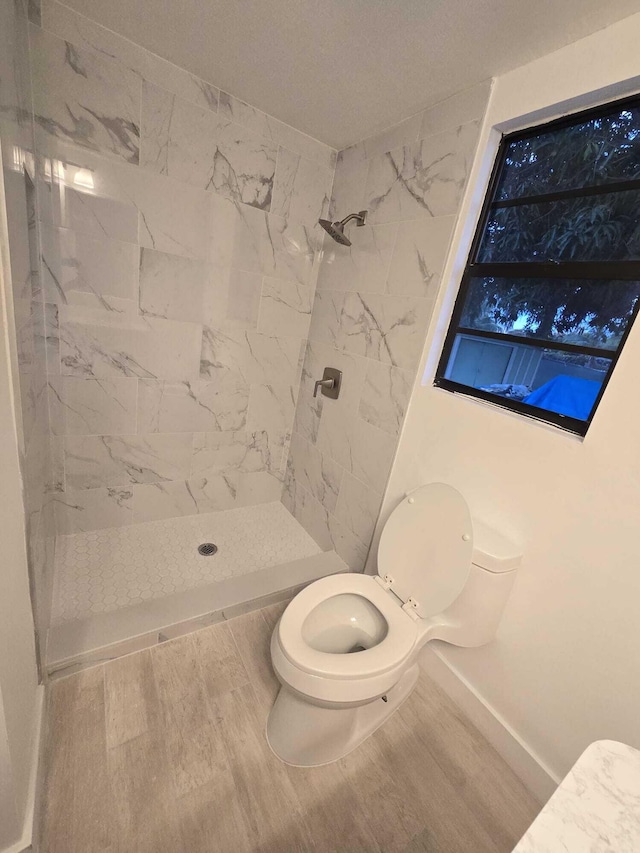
419,646,560,804
2,685,44,853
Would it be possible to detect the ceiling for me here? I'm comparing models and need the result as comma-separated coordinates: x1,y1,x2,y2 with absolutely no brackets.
64,0,640,150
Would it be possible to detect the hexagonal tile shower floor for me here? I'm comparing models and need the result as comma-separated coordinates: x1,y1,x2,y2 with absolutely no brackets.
51,502,321,625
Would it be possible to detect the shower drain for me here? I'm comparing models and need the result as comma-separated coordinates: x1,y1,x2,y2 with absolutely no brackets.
197,542,218,556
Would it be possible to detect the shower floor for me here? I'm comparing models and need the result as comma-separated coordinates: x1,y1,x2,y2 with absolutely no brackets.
51,501,321,626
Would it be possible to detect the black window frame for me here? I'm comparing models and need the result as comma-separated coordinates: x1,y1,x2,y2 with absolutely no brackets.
434,93,640,437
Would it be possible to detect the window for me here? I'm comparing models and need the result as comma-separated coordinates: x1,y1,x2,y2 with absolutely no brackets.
435,95,640,435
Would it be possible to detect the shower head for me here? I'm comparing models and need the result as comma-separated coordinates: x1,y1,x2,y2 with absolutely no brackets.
319,210,367,246
318,218,351,245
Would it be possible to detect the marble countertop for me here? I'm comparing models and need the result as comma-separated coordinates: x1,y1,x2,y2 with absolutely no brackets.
513,740,640,852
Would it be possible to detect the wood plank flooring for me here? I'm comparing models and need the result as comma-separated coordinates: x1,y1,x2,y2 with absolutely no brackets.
38,601,541,852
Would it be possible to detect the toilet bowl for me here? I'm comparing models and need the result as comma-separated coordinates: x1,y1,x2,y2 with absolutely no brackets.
267,483,522,766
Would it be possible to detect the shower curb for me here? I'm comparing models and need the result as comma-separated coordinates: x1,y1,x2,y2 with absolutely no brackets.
46,551,347,679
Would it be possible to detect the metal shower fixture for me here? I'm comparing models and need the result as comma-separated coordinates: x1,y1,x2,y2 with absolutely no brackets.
318,210,367,246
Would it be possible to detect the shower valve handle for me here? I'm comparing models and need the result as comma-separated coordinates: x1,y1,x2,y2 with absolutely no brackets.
313,378,334,397
313,368,342,400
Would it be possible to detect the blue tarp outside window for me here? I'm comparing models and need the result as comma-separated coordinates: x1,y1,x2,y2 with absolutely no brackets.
523,375,602,421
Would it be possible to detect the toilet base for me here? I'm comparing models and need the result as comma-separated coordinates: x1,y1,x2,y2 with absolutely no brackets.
266,663,420,767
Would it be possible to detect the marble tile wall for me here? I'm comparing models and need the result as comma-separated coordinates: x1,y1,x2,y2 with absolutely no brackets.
31,0,337,534
284,81,491,570
0,0,54,666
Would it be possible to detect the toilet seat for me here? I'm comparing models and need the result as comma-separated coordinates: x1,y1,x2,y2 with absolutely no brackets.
277,574,417,680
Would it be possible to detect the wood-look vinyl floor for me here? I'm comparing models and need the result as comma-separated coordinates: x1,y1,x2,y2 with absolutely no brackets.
38,601,541,852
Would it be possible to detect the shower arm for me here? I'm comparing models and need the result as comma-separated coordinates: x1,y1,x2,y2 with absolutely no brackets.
338,212,366,227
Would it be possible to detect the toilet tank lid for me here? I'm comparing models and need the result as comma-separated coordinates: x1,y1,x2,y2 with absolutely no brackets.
472,521,522,573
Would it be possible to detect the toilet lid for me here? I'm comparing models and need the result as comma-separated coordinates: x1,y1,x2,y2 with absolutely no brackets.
377,483,473,618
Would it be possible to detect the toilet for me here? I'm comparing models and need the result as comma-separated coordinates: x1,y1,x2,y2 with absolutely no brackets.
266,483,522,766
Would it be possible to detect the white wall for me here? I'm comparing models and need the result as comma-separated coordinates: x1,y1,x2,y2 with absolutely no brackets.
373,11,640,788
0,147,40,851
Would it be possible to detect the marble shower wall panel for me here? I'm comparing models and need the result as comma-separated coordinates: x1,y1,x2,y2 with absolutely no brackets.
58,306,203,380
207,195,321,285
358,361,413,436
192,430,276,478
0,0,54,662
258,277,314,339
218,92,336,171
30,25,141,165
48,376,137,435
54,485,133,534
33,1,337,533
40,223,139,308
137,380,249,434
199,327,303,388
271,147,333,226
39,0,220,113
140,81,278,210
284,80,491,571
64,433,193,490
364,122,482,224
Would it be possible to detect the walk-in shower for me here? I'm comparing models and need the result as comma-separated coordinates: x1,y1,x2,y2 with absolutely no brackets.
0,0,358,678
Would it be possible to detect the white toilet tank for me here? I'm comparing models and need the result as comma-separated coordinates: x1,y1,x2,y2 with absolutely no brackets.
471,521,522,574
433,519,523,648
